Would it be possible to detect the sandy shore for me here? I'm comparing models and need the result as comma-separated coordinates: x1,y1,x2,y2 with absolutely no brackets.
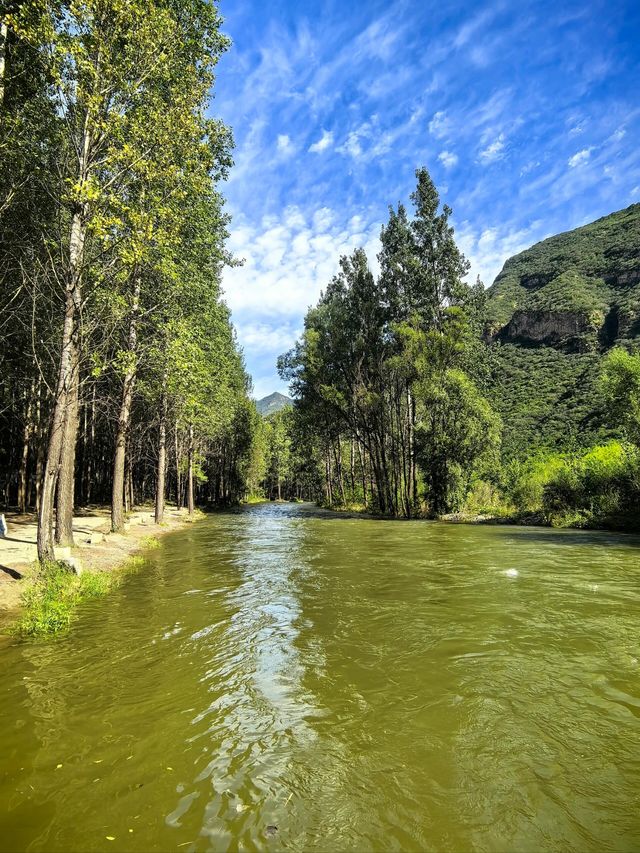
0,506,193,618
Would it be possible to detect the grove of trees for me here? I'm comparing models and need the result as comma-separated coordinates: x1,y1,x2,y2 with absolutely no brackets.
278,169,501,517
0,0,257,560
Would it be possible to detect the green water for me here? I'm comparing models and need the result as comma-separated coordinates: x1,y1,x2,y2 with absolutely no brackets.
1,503,640,853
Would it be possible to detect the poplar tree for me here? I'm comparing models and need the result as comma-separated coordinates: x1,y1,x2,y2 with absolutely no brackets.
281,169,501,517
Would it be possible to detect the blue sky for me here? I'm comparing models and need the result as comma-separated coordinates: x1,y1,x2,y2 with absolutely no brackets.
213,0,640,399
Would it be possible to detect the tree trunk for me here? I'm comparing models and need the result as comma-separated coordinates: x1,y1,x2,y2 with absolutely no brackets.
111,278,140,533
37,81,94,560
408,386,417,508
154,386,168,524
55,345,79,546
33,378,44,512
0,21,7,107
325,448,333,506
357,439,368,506
187,423,194,515
125,449,133,512
37,202,86,562
335,436,346,505
175,424,182,509
349,438,356,497
84,383,96,504
17,383,34,513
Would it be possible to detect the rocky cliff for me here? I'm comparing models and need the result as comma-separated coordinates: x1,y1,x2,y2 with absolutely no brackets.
486,204,640,457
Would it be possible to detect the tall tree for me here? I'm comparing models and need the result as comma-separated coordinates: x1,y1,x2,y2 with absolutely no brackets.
280,168,500,517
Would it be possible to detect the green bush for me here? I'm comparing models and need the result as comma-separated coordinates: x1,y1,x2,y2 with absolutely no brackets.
502,453,566,512
15,561,83,636
540,441,640,529
498,441,640,530
13,557,144,637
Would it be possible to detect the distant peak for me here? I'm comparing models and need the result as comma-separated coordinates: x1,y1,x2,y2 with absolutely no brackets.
255,392,293,416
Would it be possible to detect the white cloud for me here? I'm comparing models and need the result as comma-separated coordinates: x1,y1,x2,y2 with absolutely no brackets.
409,105,425,126
313,207,334,231
469,90,512,131
478,133,506,163
237,322,300,355
519,160,540,176
308,129,334,153
337,122,378,159
438,150,458,169
276,134,294,155
336,119,405,163
351,16,404,62
428,110,451,139
456,220,544,287
339,128,366,159
567,147,594,168
223,206,381,326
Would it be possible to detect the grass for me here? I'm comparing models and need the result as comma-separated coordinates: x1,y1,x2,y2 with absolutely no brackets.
13,556,146,638
10,511,195,639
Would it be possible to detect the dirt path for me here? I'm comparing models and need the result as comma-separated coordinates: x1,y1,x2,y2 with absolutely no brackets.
0,507,192,614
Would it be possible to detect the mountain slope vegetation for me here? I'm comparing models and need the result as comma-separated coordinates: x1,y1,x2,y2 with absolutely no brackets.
256,392,293,417
486,204,640,457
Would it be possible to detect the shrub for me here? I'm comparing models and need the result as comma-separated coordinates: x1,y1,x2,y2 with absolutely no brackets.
13,557,144,637
15,561,82,636
540,441,640,530
502,453,566,512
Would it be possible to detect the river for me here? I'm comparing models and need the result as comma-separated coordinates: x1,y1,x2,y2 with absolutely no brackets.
1,503,639,852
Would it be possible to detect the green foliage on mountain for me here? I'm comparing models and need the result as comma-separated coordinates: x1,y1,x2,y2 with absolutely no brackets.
486,204,640,459
255,392,293,417
488,203,640,331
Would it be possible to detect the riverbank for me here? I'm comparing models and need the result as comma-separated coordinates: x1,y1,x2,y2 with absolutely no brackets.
0,506,197,633
318,501,627,530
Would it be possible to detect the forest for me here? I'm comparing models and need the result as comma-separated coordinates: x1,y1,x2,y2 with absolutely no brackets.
0,0,260,563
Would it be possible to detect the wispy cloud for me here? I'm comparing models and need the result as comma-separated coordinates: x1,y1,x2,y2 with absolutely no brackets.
428,110,451,139
223,205,381,321
453,7,497,48
457,219,546,286
277,133,295,155
308,129,334,153
438,150,458,169
478,133,506,163
338,125,369,159
213,0,640,393
568,147,594,168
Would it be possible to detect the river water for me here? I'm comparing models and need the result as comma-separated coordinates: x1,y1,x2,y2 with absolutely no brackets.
1,503,639,852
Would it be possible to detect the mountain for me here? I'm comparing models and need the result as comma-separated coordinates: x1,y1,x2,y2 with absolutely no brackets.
255,392,293,417
486,204,640,458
